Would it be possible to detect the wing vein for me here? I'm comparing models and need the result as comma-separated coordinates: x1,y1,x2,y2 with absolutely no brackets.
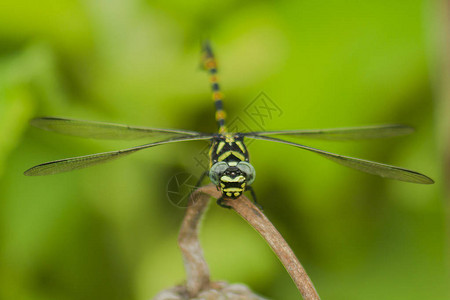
245,135,433,184
24,135,213,176
244,124,414,140
30,117,205,140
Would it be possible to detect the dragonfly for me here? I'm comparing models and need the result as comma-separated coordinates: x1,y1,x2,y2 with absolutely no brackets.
25,41,434,208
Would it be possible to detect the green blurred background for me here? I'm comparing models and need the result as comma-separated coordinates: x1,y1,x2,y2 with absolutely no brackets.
0,0,447,299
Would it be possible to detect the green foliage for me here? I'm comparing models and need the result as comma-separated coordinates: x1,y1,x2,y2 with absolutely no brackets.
0,0,445,299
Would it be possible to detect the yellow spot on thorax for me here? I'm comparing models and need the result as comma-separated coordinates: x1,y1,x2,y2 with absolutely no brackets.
224,134,235,144
216,141,225,154
235,141,246,153
218,151,246,162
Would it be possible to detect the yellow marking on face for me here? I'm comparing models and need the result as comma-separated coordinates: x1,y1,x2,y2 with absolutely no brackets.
220,183,225,188
223,187,244,192
226,192,232,197
241,183,246,188
221,175,245,183
234,192,240,197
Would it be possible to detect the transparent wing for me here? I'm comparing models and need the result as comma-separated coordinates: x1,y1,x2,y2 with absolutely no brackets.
244,124,414,140
30,117,204,140
24,135,213,176
246,135,434,184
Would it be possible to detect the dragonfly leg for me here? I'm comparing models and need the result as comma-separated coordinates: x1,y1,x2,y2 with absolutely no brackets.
217,197,232,209
246,186,263,210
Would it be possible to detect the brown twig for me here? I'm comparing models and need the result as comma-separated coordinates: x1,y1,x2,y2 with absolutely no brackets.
178,185,320,299
222,195,320,300
177,186,213,296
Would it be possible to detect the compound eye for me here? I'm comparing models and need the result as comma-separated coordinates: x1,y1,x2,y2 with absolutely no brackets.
209,162,229,185
236,162,256,185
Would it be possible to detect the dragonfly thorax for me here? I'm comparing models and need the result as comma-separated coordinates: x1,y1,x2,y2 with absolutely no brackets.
209,134,249,165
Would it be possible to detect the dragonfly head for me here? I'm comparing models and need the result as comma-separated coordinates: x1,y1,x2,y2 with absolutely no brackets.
209,161,255,199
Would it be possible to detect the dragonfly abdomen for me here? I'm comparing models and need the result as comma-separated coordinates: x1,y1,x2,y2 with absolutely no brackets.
202,41,227,134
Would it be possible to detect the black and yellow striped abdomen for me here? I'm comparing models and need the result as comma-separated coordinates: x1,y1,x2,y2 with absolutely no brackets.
202,41,227,134
202,42,255,200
